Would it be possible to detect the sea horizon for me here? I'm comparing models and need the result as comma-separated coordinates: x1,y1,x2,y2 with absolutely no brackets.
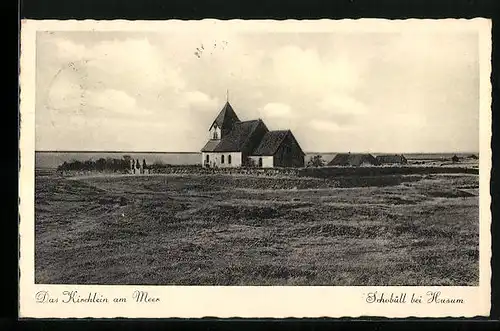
34,150,479,169
34,150,480,155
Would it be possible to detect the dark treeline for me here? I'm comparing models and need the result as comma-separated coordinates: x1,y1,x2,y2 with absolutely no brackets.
57,156,137,172
56,156,205,173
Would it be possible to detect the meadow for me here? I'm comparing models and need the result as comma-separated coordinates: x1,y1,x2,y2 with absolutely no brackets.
35,171,479,286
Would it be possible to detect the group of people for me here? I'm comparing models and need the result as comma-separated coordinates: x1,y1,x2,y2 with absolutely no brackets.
130,159,149,174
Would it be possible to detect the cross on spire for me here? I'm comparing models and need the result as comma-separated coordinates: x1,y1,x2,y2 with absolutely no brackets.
226,89,229,102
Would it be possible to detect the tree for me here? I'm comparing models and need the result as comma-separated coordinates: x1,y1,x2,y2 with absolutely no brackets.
96,158,106,171
307,155,325,167
83,160,94,171
142,159,147,169
57,158,131,172
136,159,140,169
58,161,68,171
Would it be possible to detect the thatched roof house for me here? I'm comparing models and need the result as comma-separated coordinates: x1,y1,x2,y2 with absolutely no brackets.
327,153,379,167
376,154,408,165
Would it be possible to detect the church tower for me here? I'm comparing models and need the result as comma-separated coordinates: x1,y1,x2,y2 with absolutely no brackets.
209,101,240,140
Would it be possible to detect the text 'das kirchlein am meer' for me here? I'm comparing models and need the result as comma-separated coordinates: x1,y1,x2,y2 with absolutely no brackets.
35,290,160,304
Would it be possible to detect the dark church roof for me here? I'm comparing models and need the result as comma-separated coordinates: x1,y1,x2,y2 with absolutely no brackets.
252,130,290,156
376,154,408,164
328,153,379,166
214,120,265,152
202,119,267,152
211,102,240,130
201,140,220,152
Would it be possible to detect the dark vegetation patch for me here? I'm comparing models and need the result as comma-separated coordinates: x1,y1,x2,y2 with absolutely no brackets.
299,166,478,178
201,204,282,220
426,189,476,198
335,175,421,188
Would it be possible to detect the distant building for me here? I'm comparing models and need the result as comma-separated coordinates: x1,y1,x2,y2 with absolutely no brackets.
201,101,305,168
376,154,408,165
451,155,460,163
327,153,379,167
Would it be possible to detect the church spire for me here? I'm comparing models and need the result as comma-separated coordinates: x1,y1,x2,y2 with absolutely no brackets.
210,100,240,138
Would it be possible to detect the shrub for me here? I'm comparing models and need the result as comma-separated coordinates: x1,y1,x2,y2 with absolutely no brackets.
307,155,325,167
245,157,257,168
57,156,131,172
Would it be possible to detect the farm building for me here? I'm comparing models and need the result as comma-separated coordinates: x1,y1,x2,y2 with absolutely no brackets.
327,153,379,167
376,154,408,165
201,101,305,168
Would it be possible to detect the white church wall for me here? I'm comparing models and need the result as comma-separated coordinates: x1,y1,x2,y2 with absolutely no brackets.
202,152,242,168
249,156,274,168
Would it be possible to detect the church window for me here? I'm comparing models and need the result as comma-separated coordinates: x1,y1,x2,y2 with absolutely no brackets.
258,158,263,167
221,155,225,164
228,155,232,164
206,154,209,163
213,131,219,139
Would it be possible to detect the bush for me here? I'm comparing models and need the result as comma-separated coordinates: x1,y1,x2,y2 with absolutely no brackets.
245,157,257,168
307,155,325,167
57,156,131,172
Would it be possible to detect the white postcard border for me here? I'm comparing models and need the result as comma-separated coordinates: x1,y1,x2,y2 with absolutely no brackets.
19,18,492,318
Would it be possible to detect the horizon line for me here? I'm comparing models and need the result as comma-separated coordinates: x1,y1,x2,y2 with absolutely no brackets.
34,150,480,154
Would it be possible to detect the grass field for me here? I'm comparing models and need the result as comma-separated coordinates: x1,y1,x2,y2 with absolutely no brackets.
35,172,479,286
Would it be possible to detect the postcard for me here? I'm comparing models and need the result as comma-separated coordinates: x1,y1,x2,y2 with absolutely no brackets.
19,18,492,318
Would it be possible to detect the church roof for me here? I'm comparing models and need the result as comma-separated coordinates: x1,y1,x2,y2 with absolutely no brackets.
211,101,240,130
252,130,290,156
201,140,220,152
212,120,265,152
376,154,408,164
328,153,379,166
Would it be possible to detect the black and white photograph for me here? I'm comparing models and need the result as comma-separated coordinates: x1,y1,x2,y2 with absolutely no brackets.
19,19,492,318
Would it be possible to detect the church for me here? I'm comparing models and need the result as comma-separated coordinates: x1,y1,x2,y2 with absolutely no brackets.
201,101,305,168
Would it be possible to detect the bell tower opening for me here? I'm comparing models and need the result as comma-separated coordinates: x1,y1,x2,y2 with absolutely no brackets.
210,123,221,140
209,100,240,140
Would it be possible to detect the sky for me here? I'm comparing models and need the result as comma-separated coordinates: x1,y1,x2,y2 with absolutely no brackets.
35,28,480,153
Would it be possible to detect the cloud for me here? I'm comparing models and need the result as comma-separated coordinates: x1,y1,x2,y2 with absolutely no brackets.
49,37,186,97
86,89,147,115
181,91,219,110
308,119,353,132
35,30,480,153
40,36,216,122
46,80,84,112
260,102,292,118
317,94,367,116
265,45,362,96
54,38,87,59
